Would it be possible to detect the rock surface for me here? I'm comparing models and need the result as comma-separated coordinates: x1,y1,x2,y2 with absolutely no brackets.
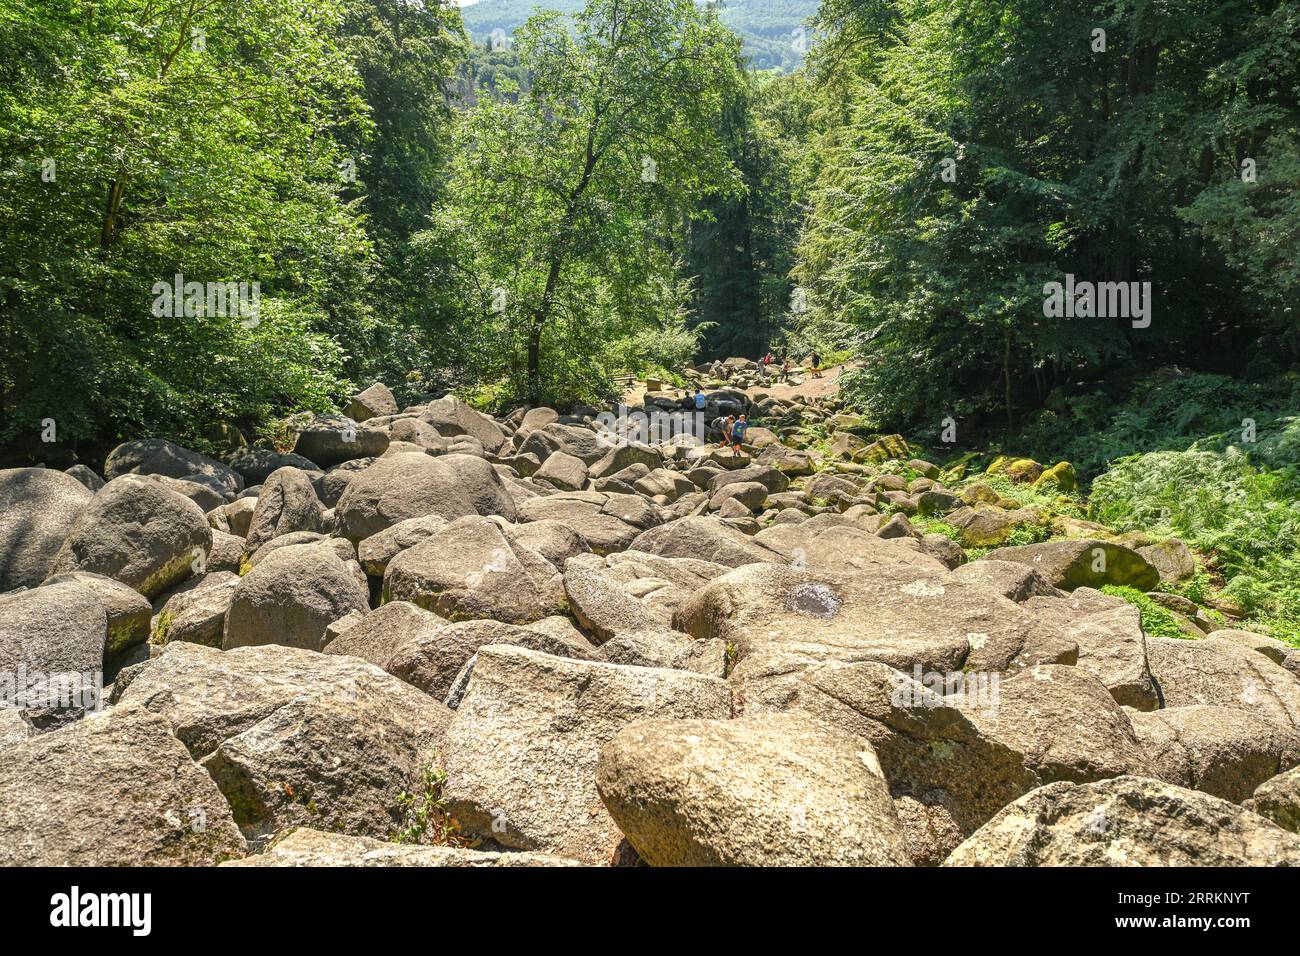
222,827,581,866
0,467,92,591
597,713,911,866
223,544,369,651
0,705,246,865
944,775,1300,866
49,476,212,598
115,642,451,849
441,645,732,864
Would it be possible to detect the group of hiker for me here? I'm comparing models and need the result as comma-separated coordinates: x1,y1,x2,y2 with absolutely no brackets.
688,348,828,455
692,387,750,455
754,350,823,381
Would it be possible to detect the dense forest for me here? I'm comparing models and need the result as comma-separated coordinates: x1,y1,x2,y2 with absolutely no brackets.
462,0,821,71
1,0,1298,635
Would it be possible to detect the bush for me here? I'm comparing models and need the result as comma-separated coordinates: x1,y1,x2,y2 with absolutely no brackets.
1091,448,1300,646
1100,585,1192,640
1013,374,1299,479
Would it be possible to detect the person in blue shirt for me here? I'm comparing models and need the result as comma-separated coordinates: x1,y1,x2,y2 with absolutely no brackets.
730,414,750,455
693,388,706,410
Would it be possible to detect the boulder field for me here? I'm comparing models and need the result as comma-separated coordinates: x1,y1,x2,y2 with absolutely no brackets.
2,378,1298,867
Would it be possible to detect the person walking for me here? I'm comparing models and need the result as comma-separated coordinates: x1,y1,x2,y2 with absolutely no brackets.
721,415,736,453
730,414,750,455
810,350,823,379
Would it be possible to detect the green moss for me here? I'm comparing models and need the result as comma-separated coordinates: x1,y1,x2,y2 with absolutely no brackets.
911,516,962,542
151,610,176,645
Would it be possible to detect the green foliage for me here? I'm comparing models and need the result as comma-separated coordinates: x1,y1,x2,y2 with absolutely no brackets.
391,765,470,847
1091,448,1300,644
1100,586,1193,641
461,0,821,72
421,0,746,407
1013,374,1299,479
974,472,1084,518
1003,523,1050,547
684,70,813,360
910,516,962,542
797,0,1300,435
1157,567,1213,607
0,0,421,457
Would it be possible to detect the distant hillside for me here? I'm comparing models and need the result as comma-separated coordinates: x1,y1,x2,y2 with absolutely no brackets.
460,0,820,72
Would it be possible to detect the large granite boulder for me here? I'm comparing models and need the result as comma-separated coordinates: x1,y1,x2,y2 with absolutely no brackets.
48,476,212,598
383,516,564,624
0,705,246,865
336,452,516,542
223,545,368,651
441,645,732,864
982,539,1160,591
115,642,452,850
597,713,911,866
944,775,1300,866
0,467,93,591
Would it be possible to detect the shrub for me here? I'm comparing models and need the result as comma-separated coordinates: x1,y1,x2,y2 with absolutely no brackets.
1091,448,1300,646
1100,586,1192,641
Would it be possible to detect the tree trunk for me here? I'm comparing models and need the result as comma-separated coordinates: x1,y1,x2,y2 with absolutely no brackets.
1003,333,1014,426
527,322,542,407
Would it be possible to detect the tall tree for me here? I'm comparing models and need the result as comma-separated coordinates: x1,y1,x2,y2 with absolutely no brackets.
425,0,745,406
684,69,813,360
795,0,1300,434
0,0,374,456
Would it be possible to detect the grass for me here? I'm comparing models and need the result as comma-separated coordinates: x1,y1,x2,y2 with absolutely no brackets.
1100,585,1194,640
910,516,962,542
971,472,1087,518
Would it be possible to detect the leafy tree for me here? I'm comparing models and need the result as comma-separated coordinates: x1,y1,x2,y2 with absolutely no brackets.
461,0,822,72
0,0,374,459
336,0,469,404
795,0,1300,436
424,0,745,406
684,69,813,360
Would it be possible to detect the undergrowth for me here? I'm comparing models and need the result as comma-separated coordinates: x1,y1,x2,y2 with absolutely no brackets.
1100,585,1193,640
1091,448,1300,646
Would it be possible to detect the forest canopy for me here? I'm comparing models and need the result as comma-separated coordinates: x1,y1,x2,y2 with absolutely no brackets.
2,0,1298,470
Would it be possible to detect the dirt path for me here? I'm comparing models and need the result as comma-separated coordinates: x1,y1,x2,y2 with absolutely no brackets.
620,361,858,407
739,361,859,403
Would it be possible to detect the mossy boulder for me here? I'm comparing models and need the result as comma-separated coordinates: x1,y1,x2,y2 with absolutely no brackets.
827,413,874,437
987,457,1045,483
960,482,1001,506
1137,538,1197,584
1033,461,1077,492
984,539,1161,591
858,434,911,464
947,505,1046,548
